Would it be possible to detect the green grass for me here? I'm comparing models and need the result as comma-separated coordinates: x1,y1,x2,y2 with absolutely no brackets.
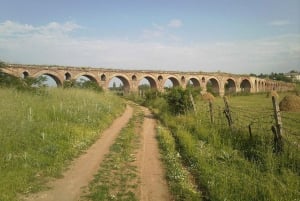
139,91,300,201
0,88,125,201
82,104,143,201
156,124,202,201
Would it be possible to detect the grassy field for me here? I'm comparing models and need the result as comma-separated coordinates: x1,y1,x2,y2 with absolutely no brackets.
138,91,300,201
0,88,125,201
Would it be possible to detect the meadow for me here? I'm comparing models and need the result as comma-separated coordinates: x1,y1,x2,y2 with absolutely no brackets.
0,88,125,201
139,90,300,201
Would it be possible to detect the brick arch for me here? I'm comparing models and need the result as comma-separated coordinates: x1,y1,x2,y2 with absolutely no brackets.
186,76,201,88
108,74,131,92
74,72,99,83
163,76,180,88
224,77,237,94
138,75,158,89
1,67,19,77
32,70,63,86
206,76,221,95
64,72,72,80
240,78,252,92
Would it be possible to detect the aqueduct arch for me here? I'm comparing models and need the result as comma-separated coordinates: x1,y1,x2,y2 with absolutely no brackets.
224,78,237,95
3,64,295,95
108,74,131,92
139,75,158,89
240,79,252,92
32,70,63,86
206,77,220,95
187,77,201,88
74,72,99,84
164,76,180,88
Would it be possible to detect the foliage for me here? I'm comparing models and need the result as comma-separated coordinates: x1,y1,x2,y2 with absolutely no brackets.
126,87,199,115
0,61,47,92
164,87,193,115
63,79,103,92
0,88,125,201
254,72,294,83
138,83,151,90
157,125,202,201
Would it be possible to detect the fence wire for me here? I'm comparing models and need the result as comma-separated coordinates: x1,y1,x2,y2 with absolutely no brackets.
196,100,300,149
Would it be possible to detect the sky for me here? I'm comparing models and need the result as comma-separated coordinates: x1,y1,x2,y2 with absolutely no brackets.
0,0,299,74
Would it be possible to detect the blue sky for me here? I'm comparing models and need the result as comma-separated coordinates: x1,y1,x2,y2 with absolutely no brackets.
0,0,299,74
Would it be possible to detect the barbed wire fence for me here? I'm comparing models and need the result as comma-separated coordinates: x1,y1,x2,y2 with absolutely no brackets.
196,96,300,153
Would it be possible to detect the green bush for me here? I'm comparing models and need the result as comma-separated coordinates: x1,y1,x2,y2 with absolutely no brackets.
165,87,193,115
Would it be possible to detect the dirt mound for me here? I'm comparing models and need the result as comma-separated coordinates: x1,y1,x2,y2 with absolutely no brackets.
201,92,215,102
279,95,300,112
267,90,279,99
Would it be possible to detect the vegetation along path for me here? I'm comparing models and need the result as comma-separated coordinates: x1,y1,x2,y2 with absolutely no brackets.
23,105,133,201
23,104,171,201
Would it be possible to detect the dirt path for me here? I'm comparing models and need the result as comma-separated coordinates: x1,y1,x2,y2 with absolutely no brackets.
138,107,171,201
23,105,133,201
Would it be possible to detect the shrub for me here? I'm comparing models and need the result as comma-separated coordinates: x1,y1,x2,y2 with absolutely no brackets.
165,87,193,115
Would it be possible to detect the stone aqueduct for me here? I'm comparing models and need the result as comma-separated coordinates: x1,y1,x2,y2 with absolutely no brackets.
3,64,294,96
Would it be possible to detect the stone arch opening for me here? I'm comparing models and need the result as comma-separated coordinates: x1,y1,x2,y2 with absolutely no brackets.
187,77,201,88
225,78,236,95
158,75,163,82
201,77,205,83
181,76,185,83
132,75,137,81
33,70,63,87
164,77,180,89
206,78,220,95
75,74,97,83
21,71,29,78
100,74,106,81
38,74,61,87
108,75,130,93
74,74,99,89
65,72,71,80
240,79,251,92
139,76,157,90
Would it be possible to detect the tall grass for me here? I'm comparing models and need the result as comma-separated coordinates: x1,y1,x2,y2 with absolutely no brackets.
156,124,202,201
0,88,125,201
136,91,300,201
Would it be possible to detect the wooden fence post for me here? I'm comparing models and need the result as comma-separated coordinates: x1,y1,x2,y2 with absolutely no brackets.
189,93,196,113
209,100,214,123
223,97,233,128
248,123,253,138
272,96,283,153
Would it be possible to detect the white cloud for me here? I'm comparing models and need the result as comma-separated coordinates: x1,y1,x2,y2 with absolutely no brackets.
0,21,299,74
0,20,81,37
270,20,291,26
141,20,182,41
168,19,182,28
